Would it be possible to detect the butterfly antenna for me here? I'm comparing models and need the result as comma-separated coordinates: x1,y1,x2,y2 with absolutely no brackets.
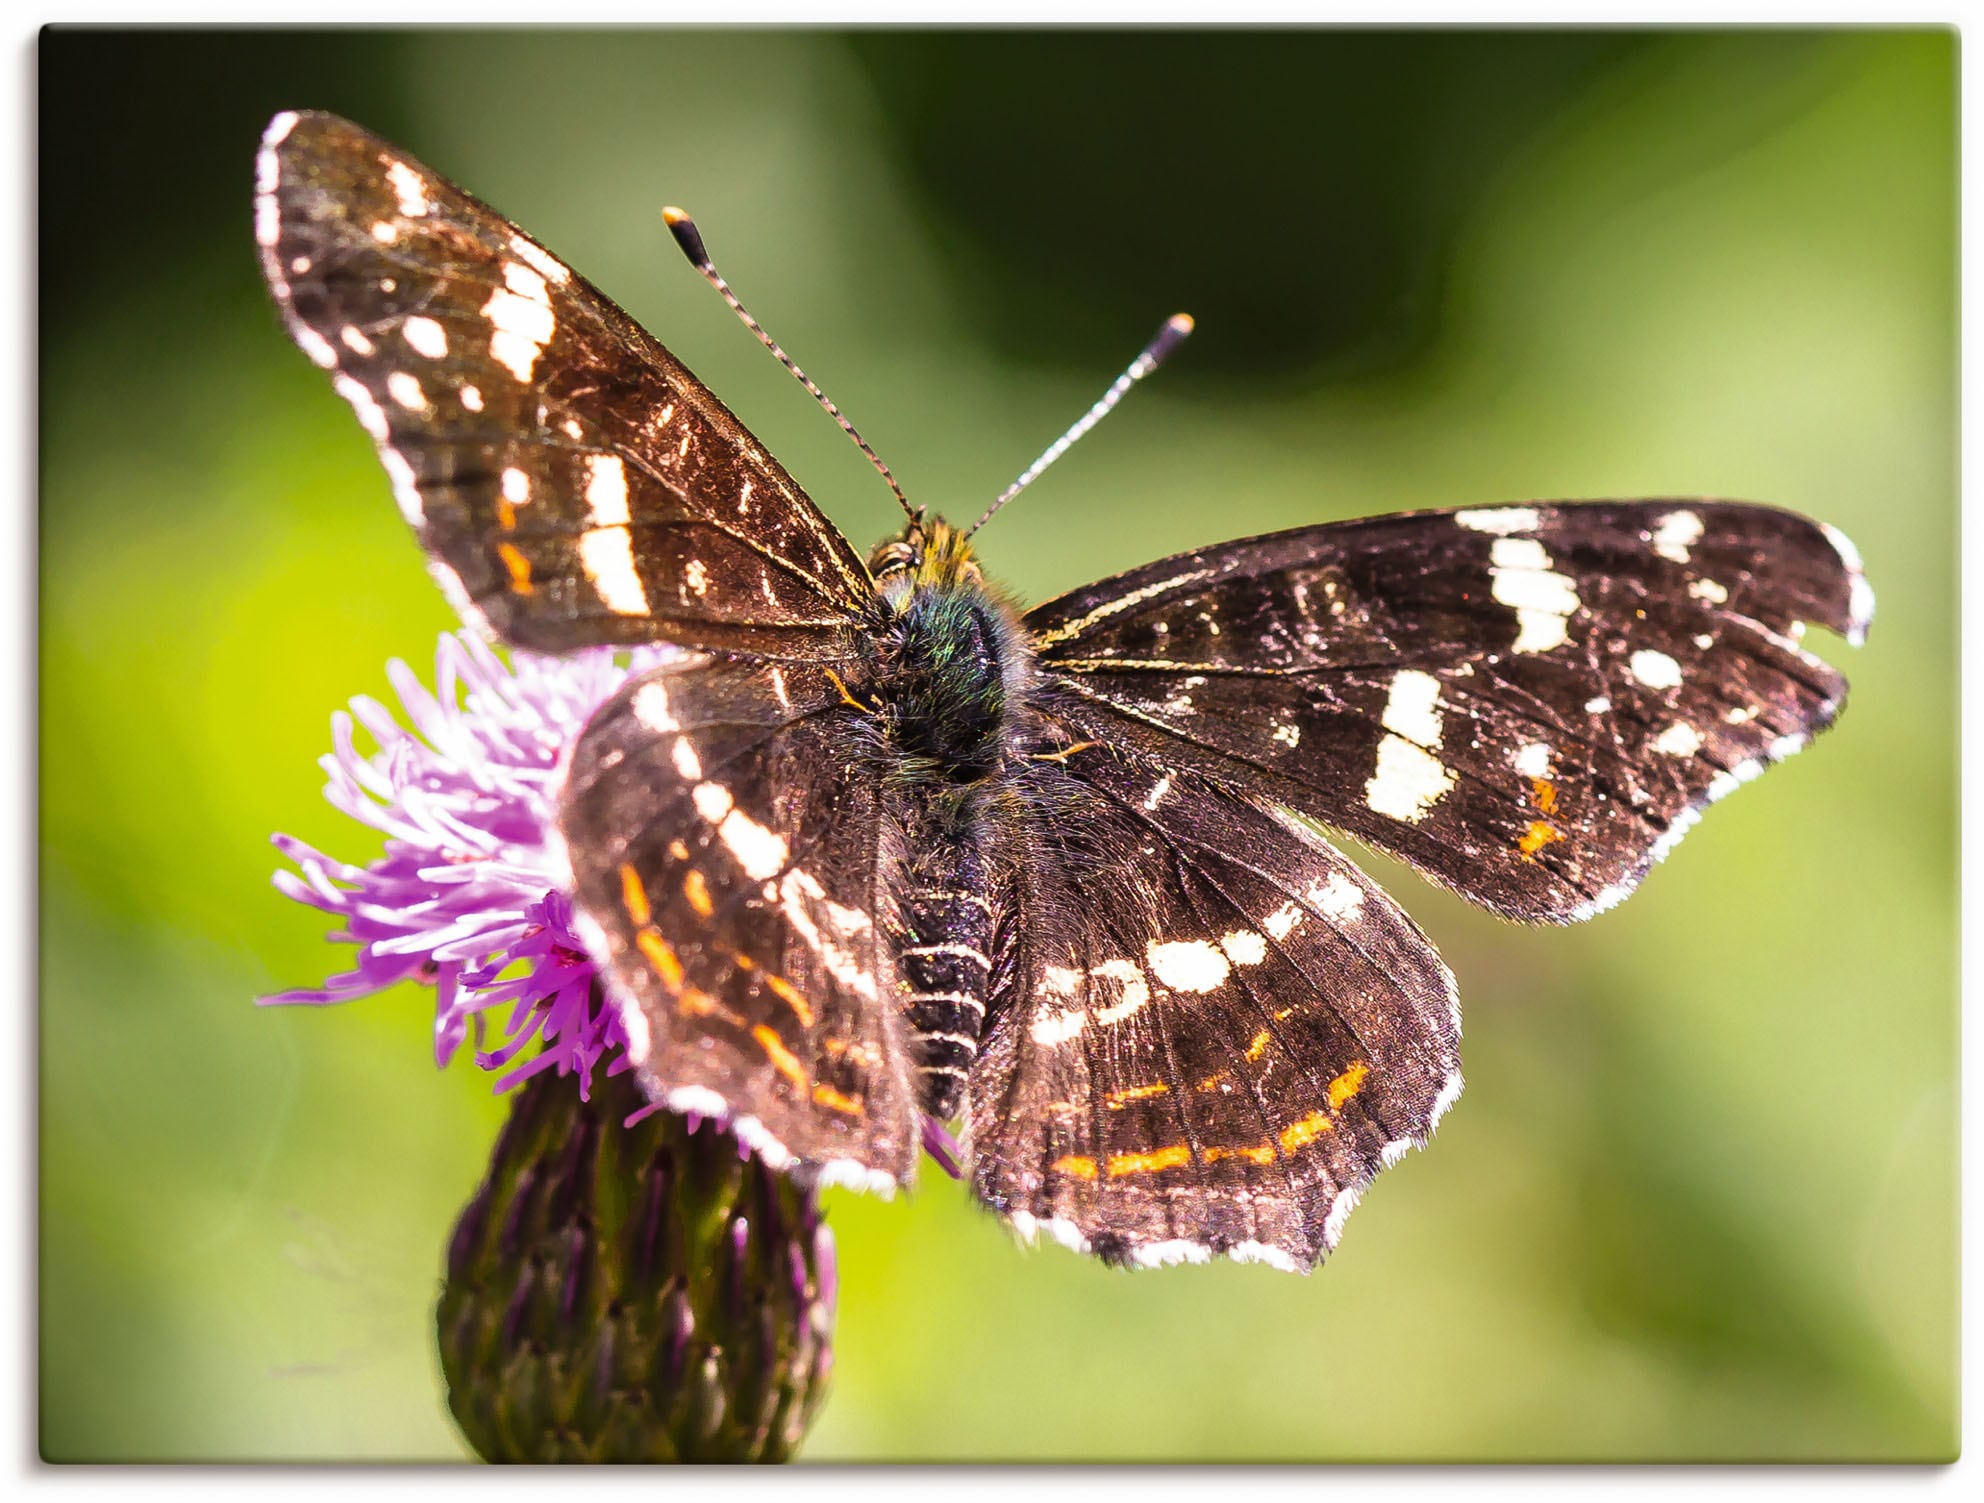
966,312,1194,538
662,207,917,523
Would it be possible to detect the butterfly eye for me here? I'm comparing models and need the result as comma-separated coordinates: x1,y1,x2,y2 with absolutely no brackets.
869,539,917,579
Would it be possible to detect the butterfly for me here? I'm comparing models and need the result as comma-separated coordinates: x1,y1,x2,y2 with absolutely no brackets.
256,110,1873,1271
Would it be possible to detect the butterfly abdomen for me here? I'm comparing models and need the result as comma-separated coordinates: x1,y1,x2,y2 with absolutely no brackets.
896,826,998,1119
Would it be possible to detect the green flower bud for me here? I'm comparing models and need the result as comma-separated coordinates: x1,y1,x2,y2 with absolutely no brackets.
437,1068,835,1462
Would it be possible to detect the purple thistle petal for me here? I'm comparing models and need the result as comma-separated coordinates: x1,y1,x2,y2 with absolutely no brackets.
267,630,673,1097
921,1116,964,1180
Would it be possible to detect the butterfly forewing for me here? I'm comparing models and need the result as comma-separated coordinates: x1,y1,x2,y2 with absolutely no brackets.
969,752,1461,1270
256,110,872,660
559,655,920,1190
1026,500,1872,922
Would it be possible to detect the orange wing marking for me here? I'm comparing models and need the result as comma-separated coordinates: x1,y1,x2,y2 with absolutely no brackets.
1327,1061,1370,1112
619,864,652,926
1105,1145,1192,1177
1518,820,1561,860
752,1024,808,1091
497,541,533,594
635,930,684,990
1278,1111,1335,1154
811,1083,864,1116
682,868,715,918
1203,1141,1276,1165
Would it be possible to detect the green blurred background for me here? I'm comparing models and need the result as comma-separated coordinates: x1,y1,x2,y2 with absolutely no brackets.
39,28,1955,1462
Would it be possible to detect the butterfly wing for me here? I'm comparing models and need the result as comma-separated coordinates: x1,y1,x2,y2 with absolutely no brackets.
559,654,920,1190
256,110,872,660
968,751,1460,1269
1025,500,1872,922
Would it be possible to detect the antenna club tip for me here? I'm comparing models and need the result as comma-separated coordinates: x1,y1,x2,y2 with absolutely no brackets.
1167,312,1195,334
661,207,711,269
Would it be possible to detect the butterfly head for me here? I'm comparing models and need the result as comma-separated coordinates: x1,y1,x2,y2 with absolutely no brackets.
868,514,985,609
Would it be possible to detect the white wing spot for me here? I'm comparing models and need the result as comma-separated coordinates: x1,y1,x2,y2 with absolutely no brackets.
1310,873,1365,923
1272,720,1301,748
257,115,295,201
379,448,424,524
1146,939,1230,994
1629,649,1683,690
1513,741,1551,779
1689,577,1729,604
685,558,710,597
1651,509,1703,563
632,681,676,731
578,527,650,615
482,261,556,382
339,325,376,356
501,467,531,503
1029,1011,1088,1047
701,797,788,882
1379,669,1445,748
507,235,572,286
501,260,547,301
1489,535,1579,654
1091,959,1152,1024
294,327,337,369
671,738,703,782
1220,930,1268,966
1263,901,1304,940
385,160,431,217
402,316,448,359
1365,735,1456,823
1585,696,1611,714
1143,773,1173,811
460,384,483,412
254,194,281,249
386,372,428,412
583,454,631,527
1653,722,1703,757
370,220,399,244
331,373,388,440
1456,506,1539,534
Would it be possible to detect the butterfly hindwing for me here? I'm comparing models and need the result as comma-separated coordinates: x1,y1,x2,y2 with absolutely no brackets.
256,110,872,660
1027,500,1872,922
558,654,919,1190
968,750,1461,1270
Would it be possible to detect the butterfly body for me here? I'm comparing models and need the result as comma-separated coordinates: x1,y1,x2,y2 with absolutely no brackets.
258,110,1872,1271
862,517,1031,787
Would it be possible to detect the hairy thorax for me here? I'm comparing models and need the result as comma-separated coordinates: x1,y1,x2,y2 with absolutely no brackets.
864,518,1033,784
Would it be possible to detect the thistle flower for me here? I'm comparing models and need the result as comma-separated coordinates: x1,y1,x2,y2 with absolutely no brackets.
262,630,859,1461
